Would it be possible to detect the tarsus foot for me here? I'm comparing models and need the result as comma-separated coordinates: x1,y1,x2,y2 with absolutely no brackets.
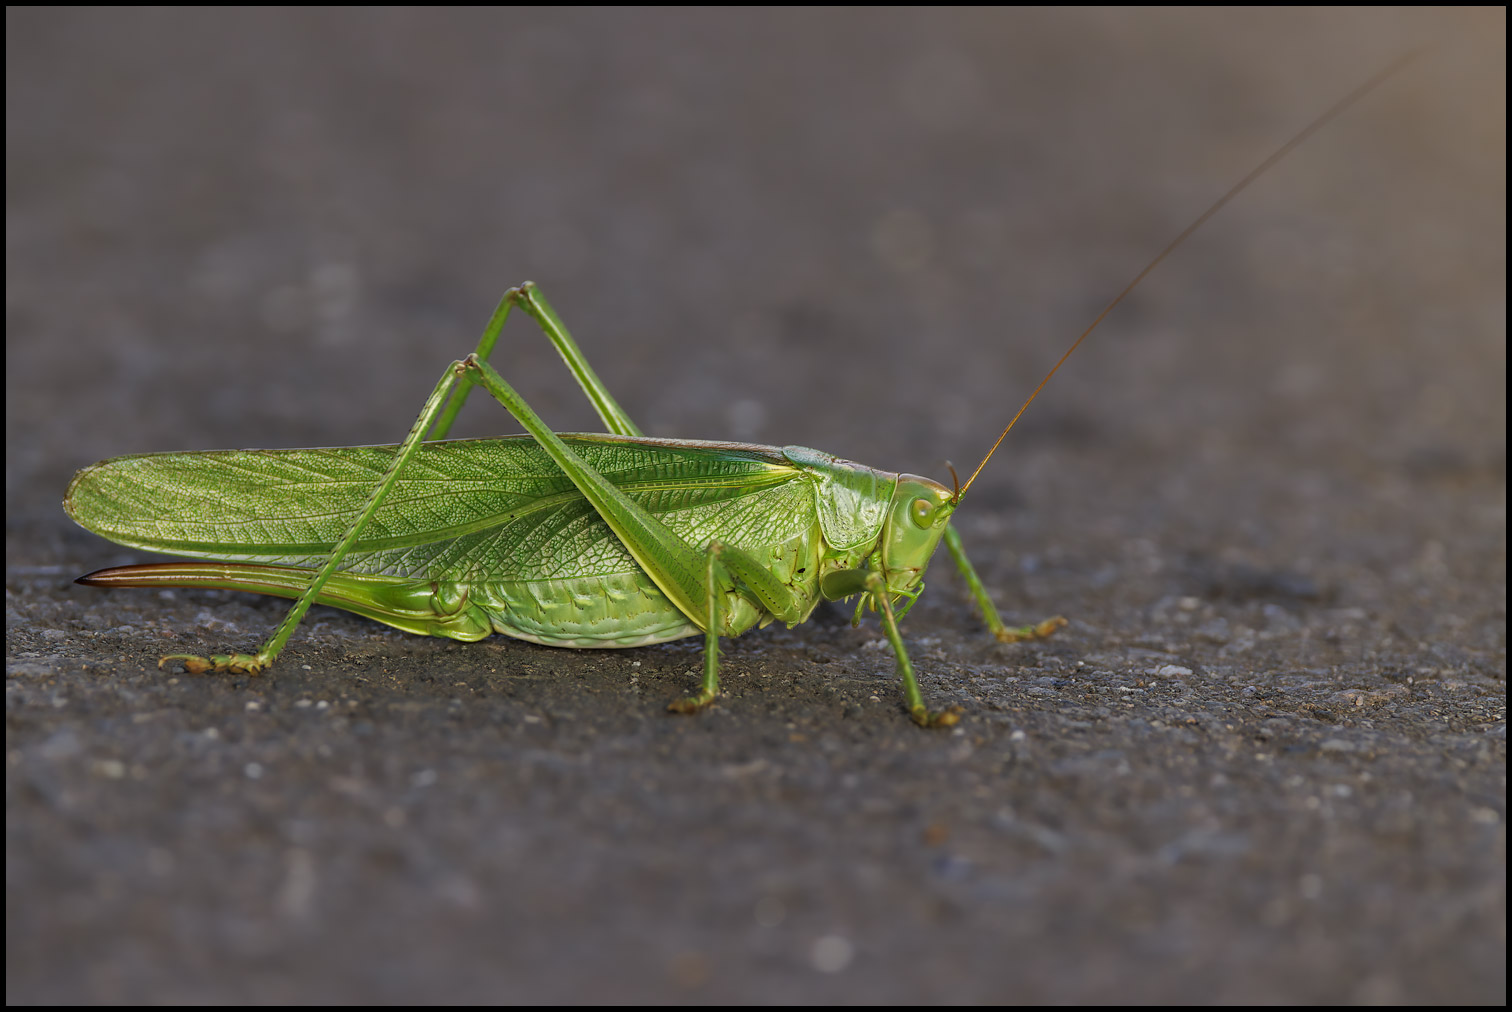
159,653,267,675
910,704,963,729
995,615,1068,644
667,689,717,714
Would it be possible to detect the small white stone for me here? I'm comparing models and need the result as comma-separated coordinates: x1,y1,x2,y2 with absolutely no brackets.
810,934,854,973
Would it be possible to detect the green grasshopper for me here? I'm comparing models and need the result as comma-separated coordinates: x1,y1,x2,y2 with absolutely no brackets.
64,281,1056,727
63,56,1415,727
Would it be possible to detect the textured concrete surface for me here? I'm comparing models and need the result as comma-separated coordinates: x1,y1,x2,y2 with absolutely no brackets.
7,9,1504,1003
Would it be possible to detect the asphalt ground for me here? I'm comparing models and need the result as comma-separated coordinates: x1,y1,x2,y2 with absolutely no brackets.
7,9,1504,1003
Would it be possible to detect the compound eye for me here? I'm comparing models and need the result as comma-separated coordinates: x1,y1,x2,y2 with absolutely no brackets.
910,497,934,528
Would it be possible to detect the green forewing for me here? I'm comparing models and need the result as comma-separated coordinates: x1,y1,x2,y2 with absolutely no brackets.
65,435,812,585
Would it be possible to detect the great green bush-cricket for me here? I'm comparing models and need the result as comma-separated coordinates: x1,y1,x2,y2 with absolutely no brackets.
64,56,1416,727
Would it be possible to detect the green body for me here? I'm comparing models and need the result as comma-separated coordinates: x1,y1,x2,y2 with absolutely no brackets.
66,436,945,648
65,284,1060,726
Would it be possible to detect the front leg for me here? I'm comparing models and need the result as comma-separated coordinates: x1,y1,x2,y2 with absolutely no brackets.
943,524,1067,643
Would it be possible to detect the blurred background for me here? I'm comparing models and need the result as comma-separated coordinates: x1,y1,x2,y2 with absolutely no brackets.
7,9,1504,1003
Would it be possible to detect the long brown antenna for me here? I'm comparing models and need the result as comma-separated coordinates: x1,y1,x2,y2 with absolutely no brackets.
953,49,1423,503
